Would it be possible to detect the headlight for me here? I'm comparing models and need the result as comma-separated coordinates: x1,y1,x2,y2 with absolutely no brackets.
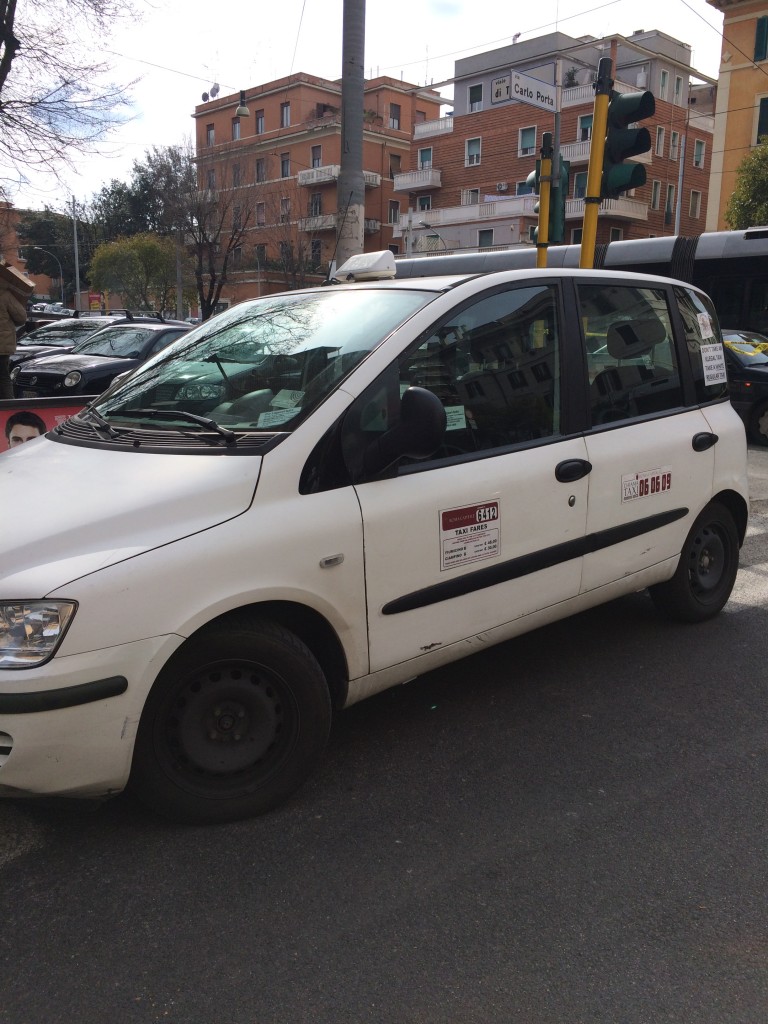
10,365,19,381
0,602,76,669
64,371,82,388
174,382,226,401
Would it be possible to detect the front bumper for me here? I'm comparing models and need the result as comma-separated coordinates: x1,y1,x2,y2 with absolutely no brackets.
0,633,183,798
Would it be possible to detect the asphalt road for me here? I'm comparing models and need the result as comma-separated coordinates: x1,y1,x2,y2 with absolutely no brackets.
1,454,767,1023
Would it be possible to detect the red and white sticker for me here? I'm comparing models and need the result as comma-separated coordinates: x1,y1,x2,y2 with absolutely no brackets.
621,467,672,503
440,501,500,570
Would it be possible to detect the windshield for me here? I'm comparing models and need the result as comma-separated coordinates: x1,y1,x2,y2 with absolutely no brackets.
19,321,113,346
94,288,433,433
72,325,158,358
723,336,768,366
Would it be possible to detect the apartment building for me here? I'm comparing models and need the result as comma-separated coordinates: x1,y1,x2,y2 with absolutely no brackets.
192,73,441,302
706,0,768,230
393,30,716,255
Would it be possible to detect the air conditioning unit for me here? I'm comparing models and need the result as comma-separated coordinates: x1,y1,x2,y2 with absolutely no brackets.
496,181,509,192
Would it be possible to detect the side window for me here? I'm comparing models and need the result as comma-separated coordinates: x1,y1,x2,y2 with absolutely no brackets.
347,285,562,477
673,286,728,403
578,283,682,424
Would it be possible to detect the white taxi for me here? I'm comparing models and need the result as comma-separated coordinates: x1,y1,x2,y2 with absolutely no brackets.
0,253,749,823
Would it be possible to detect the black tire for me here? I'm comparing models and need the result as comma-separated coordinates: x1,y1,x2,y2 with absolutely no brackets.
129,617,332,824
750,401,768,446
649,501,740,623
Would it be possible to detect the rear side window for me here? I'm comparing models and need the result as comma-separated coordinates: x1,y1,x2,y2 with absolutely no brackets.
578,283,682,425
673,286,729,403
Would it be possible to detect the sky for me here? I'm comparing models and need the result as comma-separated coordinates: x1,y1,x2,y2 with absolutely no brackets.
13,0,727,211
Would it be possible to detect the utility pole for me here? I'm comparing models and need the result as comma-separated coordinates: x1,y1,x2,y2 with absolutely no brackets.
335,0,365,268
72,196,81,312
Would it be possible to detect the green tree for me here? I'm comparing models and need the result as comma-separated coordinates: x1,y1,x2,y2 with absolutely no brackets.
90,233,179,311
725,142,768,229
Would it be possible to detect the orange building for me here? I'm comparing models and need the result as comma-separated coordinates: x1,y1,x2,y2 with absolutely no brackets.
192,72,442,304
706,0,768,229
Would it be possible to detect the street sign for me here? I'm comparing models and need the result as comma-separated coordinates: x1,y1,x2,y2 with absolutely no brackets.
511,70,557,111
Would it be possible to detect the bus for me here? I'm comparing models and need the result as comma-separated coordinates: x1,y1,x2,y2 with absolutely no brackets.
395,228,768,336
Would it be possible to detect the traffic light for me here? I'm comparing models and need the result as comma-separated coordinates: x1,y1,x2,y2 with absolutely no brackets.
525,163,540,196
601,89,655,200
548,159,570,244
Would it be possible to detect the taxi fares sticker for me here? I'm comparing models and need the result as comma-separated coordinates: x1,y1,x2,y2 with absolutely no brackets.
440,500,500,570
621,467,672,503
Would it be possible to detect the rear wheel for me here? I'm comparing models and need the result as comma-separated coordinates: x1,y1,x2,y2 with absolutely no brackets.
649,501,739,623
130,617,332,824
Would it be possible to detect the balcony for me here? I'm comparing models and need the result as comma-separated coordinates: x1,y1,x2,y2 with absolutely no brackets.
297,164,381,188
393,167,442,192
394,195,538,235
565,196,648,221
364,219,381,234
414,116,454,140
299,214,337,232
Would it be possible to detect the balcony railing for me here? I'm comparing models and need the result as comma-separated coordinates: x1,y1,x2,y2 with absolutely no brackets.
393,167,442,192
296,165,381,188
298,214,336,232
395,195,538,235
565,196,648,221
414,116,454,139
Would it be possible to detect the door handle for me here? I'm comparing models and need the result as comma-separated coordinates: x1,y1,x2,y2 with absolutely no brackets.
555,459,592,482
692,431,718,452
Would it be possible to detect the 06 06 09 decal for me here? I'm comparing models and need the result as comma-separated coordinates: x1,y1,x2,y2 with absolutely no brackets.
621,468,672,503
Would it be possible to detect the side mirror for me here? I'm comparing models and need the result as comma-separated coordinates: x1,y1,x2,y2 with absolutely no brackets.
362,386,447,477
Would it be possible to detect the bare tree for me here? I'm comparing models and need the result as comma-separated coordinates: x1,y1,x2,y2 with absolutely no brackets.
0,0,137,198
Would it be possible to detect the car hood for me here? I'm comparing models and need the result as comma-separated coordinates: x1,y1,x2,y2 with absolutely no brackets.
12,344,75,362
16,351,135,375
0,437,261,595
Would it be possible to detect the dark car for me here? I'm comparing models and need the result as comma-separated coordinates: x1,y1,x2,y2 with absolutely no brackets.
11,316,122,369
722,328,768,445
11,319,190,398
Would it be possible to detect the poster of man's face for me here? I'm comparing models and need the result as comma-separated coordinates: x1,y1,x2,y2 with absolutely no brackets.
4,410,47,448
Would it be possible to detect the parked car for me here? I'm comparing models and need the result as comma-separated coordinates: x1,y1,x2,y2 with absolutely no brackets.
11,318,190,397
11,315,121,369
0,255,749,824
722,328,768,445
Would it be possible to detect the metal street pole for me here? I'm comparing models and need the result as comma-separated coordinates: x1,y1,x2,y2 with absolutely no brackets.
72,196,81,312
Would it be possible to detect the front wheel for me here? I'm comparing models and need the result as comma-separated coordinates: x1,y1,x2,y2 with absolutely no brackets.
649,501,740,623
129,617,332,824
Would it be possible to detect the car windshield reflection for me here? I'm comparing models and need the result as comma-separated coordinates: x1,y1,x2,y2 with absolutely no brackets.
94,289,431,433
73,327,156,358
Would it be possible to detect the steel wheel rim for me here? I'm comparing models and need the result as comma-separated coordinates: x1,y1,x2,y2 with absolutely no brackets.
687,524,726,596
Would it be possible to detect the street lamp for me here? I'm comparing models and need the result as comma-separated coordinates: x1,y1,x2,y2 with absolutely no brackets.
33,246,64,303
419,221,449,251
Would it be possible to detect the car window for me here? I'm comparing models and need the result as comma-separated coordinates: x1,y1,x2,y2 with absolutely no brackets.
578,283,682,424
342,283,563,475
74,326,156,357
673,286,729,403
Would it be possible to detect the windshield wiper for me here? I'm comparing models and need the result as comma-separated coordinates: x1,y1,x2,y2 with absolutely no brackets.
115,408,237,445
77,405,122,439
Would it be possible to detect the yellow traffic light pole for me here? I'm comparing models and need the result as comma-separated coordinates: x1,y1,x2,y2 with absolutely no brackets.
536,134,553,269
580,57,613,270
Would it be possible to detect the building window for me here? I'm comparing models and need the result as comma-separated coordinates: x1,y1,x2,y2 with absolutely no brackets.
574,171,587,199
256,158,266,183
231,118,241,141
206,124,215,146
417,195,432,211
466,137,481,166
527,224,537,242
478,228,494,248
690,189,702,218
280,197,290,223
674,76,683,105
281,153,290,178
389,154,401,178
418,147,432,169
311,239,322,266
659,70,669,101
757,16,768,61
309,192,322,217
233,206,242,231
256,202,266,226
462,188,480,205
255,243,266,264
232,246,242,268
389,103,401,129
279,241,292,263
232,163,241,188
206,168,215,190
578,114,592,141
280,102,290,128
693,139,705,167
665,184,676,223
670,131,680,160
388,199,400,224
519,126,536,156
255,109,265,134
651,179,661,210
655,126,665,156
571,228,583,244
311,145,322,168
758,97,768,143
388,243,400,255
469,84,483,112
517,179,534,196
609,227,623,242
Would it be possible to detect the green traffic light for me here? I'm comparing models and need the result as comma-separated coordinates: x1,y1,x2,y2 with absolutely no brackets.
601,89,655,201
